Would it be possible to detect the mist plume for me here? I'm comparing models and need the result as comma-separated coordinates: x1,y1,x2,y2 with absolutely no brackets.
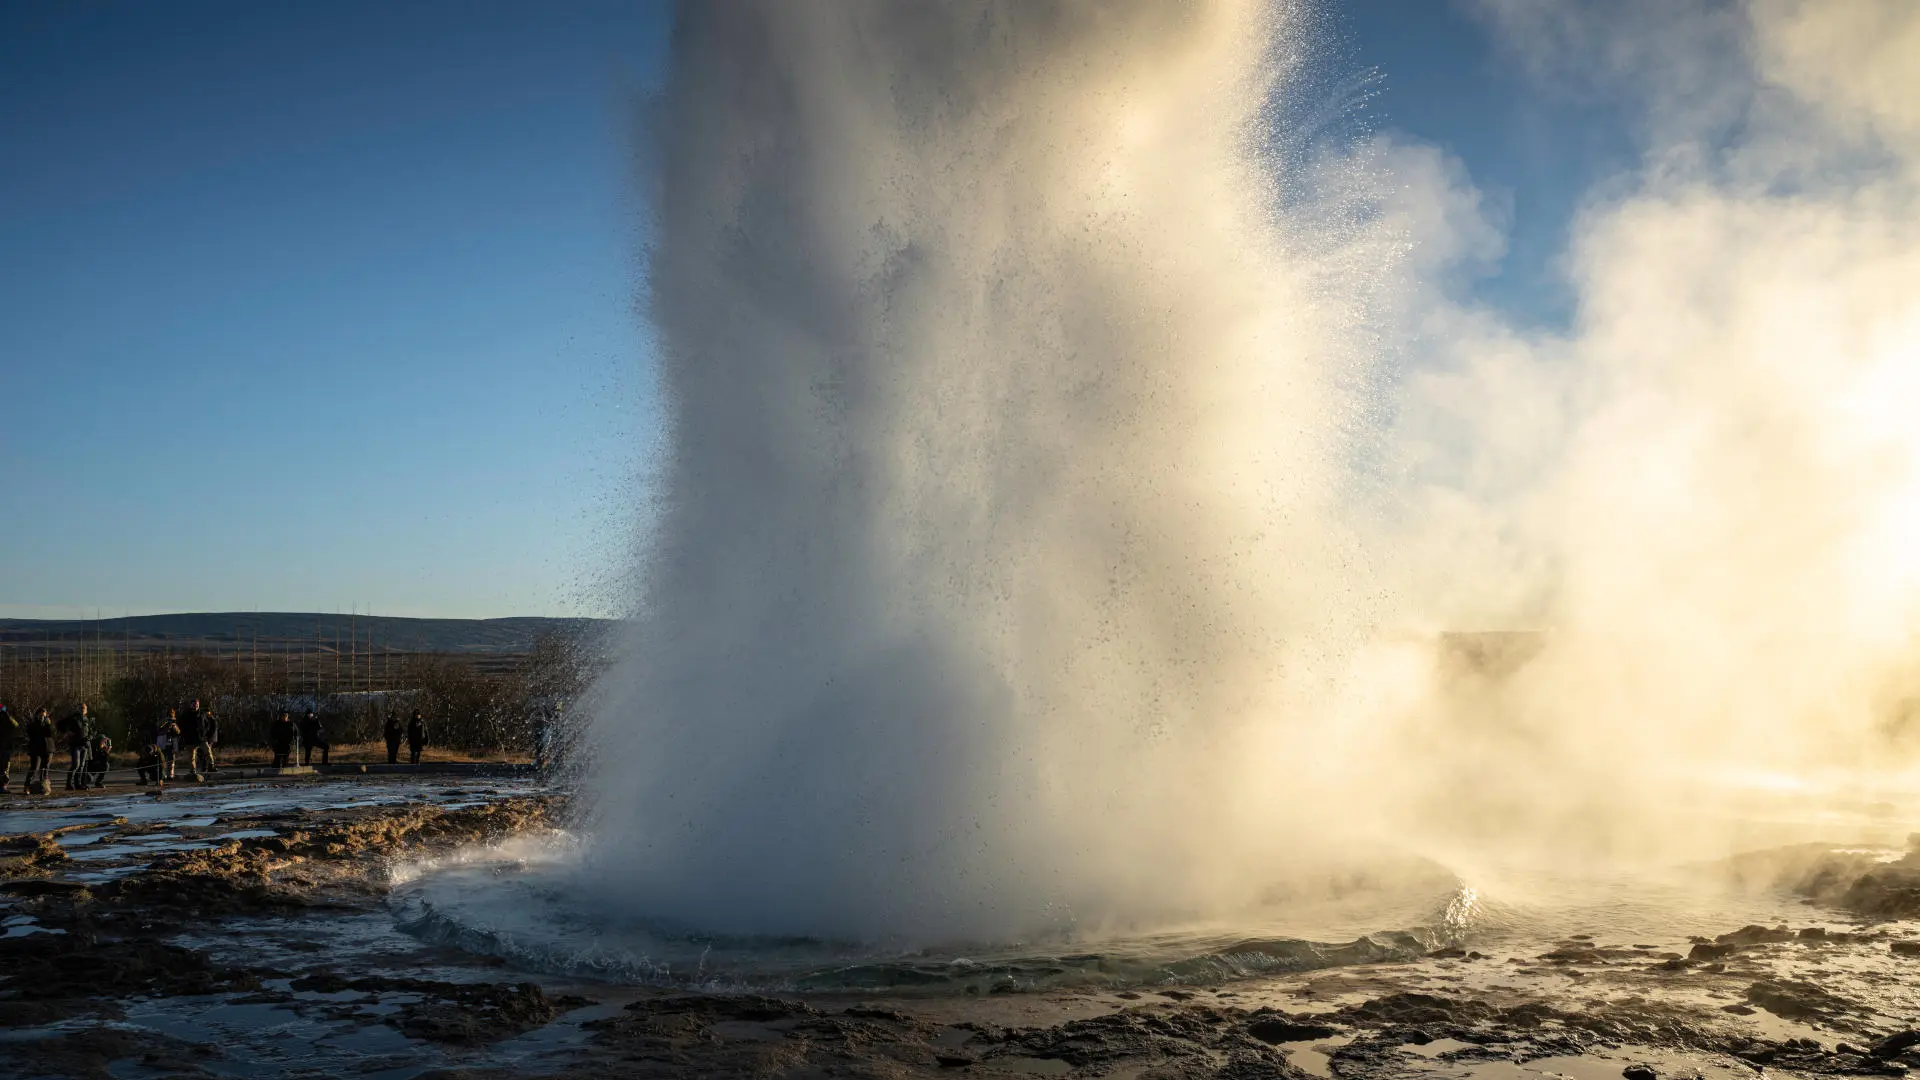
584,0,1920,942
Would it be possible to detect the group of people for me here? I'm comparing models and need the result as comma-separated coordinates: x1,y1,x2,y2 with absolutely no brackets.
263,707,427,768
134,699,221,784
0,702,119,794
0,699,433,794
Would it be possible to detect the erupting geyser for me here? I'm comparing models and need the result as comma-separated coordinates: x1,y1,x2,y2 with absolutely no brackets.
583,0,1396,943
584,0,1920,950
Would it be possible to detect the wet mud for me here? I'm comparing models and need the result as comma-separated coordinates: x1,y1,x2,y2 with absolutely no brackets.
8,782,1920,1079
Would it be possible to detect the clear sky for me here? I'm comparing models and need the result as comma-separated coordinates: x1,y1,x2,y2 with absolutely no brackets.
0,1,1628,620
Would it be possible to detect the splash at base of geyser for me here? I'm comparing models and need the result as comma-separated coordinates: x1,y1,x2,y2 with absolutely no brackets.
394,833,1466,992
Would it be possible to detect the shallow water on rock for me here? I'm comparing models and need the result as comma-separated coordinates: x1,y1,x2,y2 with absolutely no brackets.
384,830,1824,995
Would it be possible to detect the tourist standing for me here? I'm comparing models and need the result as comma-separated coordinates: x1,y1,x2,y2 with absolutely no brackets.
406,710,427,765
269,711,296,769
179,700,206,781
181,698,213,779
202,708,220,773
383,712,404,764
0,704,16,793
298,710,329,766
533,702,565,773
58,704,93,790
25,708,55,793
155,709,182,780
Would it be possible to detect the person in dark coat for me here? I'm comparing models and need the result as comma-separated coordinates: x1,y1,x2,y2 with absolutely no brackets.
0,704,17,793
298,710,329,766
181,698,211,779
58,704,94,790
406,710,427,765
269,711,297,769
87,732,112,788
178,700,206,781
25,708,56,793
383,712,404,765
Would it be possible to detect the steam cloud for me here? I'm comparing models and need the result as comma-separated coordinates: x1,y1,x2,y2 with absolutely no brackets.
584,0,1920,943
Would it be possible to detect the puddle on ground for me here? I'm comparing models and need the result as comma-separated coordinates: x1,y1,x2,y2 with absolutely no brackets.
53,827,116,847
1281,1033,1353,1077
1405,1037,1481,1059
67,838,214,862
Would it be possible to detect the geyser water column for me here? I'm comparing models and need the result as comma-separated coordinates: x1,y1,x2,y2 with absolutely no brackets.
585,0,1390,943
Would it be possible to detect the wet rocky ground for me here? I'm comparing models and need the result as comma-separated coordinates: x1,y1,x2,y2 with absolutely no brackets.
8,779,1920,1080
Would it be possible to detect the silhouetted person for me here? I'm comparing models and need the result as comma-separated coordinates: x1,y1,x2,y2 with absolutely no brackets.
182,698,212,779
533,709,554,772
202,708,220,772
0,704,16,793
299,710,329,766
156,709,182,780
179,700,207,781
25,708,55,793
269,711,296,769
406,710,427,765
88,732,112,788
58,704,93,790
383,713,404,764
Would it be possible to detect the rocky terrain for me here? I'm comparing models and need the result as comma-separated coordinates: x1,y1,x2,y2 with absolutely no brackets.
8,783,1920,1079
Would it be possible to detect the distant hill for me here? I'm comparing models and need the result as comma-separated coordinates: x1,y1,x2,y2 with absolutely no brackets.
0,612,612,655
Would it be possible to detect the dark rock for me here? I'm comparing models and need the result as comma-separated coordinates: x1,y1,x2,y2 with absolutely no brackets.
1843,868,1920,920
1623,1065,1657,1080
1890,941,1920,956
1715,925,1794,947
0,934,260,1002
1248,1017,1341,1044
1745,980,1854,1023
1873,1032,1920,1060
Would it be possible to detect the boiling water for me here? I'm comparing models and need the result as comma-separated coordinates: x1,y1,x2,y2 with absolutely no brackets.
390,825,1857,994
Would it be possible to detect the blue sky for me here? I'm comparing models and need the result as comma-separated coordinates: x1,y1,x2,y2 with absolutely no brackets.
0,1,1630,620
